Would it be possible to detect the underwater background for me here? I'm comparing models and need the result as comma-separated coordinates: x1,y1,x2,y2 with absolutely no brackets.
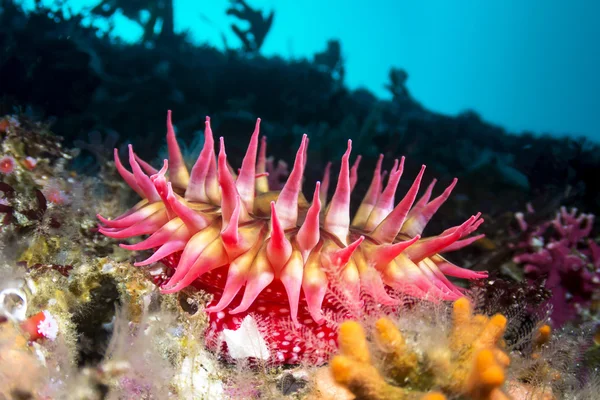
1,1,600,399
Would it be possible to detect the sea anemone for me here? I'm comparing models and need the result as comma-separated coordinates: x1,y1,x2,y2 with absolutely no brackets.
98,111,487,364
0,156,16,175
23,156,37,171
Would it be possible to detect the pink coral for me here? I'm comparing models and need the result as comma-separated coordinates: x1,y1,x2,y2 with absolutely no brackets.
513,206,599,327
98,110,487,364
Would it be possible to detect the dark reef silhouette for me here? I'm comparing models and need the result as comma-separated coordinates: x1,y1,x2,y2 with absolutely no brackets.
1,0,599,234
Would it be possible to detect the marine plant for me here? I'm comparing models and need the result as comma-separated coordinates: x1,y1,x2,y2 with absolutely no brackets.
97,110,487,364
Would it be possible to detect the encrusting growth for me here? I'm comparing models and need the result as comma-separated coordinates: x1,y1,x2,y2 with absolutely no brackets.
330,297,510,400
98,110,487,363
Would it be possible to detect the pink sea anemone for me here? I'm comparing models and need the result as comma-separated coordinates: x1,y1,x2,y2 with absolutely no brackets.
42,180,70,205
23,157,37,171
0,156,16,175
98,111,487,364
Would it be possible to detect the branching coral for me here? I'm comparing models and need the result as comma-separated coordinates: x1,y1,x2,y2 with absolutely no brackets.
328,297,509,400
512,205,599,327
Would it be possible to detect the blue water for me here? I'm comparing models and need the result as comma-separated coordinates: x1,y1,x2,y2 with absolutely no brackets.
19,0,600,140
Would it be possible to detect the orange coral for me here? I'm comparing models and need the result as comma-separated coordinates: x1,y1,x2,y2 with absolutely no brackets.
328,297,510,400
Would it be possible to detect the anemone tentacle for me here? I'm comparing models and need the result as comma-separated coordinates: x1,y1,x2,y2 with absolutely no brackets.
98,110,487,364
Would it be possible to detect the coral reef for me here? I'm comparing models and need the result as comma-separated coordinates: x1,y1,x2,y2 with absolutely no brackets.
1,114,599,398
2,1,600,397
